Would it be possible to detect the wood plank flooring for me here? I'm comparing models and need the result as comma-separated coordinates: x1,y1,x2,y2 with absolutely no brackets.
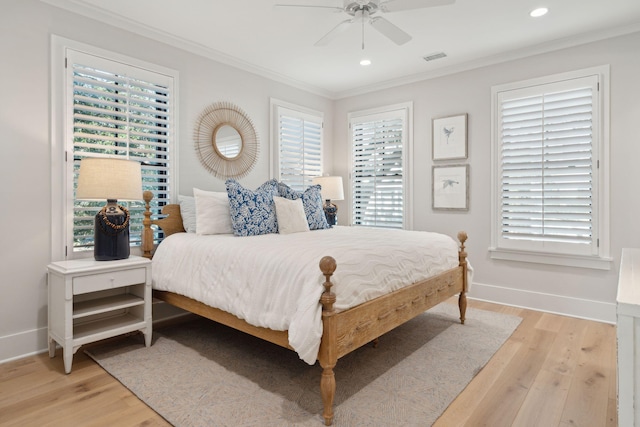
434,300,617,427
0,299,617,426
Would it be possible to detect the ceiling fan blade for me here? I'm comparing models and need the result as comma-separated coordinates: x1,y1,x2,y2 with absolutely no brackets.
274,4,343,12
314,19,353,46
379,0,455,13
370,17,412,45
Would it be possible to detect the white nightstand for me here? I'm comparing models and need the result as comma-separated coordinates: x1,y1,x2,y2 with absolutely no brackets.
47,255,152,374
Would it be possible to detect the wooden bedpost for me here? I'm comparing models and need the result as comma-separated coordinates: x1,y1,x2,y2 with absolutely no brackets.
142,191,154,259
318,256,337,426
140,192,186,260
457,231,468,325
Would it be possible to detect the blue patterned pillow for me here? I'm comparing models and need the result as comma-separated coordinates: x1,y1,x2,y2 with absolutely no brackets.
225,179,279,236
277,182,330,230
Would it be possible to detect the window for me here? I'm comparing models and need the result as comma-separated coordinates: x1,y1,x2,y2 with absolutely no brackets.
52,38,177,259
490,66,610,269
349,103,412,229
271,99,323,192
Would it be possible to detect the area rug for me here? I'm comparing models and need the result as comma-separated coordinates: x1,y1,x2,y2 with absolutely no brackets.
86,303,521,426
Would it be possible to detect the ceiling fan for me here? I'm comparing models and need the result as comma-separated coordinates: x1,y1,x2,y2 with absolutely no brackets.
276,0,455,48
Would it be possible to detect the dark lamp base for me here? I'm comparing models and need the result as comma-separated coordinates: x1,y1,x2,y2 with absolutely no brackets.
94,200,131,261
323,199,338,227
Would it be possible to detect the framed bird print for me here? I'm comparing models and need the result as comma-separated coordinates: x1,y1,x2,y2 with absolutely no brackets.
432,164,469,210
432,114,467,160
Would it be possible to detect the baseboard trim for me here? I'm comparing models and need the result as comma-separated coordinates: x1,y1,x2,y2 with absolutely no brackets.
0,327,50,365
469,282,616,324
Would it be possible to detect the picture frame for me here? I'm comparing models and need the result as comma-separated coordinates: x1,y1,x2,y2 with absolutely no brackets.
432,164,469,210
432,114,468,160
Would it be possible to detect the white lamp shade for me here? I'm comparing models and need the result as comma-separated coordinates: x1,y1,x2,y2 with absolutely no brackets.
76,158,143,201
312,176,344,201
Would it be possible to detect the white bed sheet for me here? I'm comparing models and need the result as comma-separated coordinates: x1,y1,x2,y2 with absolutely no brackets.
151,226,462,364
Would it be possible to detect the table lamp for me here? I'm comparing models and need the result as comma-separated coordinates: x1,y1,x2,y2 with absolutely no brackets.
312,176,344,226
76,158,143,261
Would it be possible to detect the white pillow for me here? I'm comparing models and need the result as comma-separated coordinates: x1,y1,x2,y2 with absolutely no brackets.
178,195,197,233
273,196,310,234
193,188,234,235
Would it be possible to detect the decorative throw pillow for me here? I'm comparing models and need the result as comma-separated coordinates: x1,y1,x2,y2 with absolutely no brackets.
273,196,310,234
225,179,279,236
277,182,330,230
178,195,197,233
193,188,234,235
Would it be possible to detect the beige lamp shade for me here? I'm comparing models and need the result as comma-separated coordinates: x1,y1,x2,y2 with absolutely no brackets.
76,158,143,201
312,176,344,201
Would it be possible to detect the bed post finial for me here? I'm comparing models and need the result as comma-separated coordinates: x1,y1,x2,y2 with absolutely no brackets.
319,256,337,311
142,191,154,259
457,231,468,250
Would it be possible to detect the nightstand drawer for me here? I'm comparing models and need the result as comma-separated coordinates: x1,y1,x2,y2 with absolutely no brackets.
73,267,147,295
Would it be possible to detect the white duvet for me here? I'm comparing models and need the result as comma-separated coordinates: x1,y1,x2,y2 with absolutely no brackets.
151,226,462,364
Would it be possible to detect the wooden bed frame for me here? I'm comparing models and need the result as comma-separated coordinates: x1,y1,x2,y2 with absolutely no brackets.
141,191,469,425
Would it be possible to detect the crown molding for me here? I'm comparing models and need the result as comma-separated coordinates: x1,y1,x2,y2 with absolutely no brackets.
336,22,640,99
40,0,335,99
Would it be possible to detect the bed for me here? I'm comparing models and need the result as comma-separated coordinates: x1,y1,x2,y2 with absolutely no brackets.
141,190,469,425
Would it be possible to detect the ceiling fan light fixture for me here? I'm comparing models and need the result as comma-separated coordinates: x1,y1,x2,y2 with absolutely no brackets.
530,7,548,17
360,58,372,66
344,1,379,16
286,0,456,47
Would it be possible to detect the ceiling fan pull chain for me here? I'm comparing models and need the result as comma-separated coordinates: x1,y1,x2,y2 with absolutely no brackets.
362,12,365,49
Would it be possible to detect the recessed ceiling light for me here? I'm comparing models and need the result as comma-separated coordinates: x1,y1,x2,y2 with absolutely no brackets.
360,59,371,66
530,7,548,17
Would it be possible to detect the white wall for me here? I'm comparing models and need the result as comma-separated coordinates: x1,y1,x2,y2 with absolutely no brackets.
333,31,640,323
0,0,332,362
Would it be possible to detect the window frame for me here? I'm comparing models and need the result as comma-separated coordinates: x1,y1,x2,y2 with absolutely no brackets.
489,66,611,270
51,36,179,260
270,98,324,191
348,102,413,229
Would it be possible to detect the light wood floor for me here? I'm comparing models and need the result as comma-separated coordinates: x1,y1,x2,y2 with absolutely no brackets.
0,299,617,427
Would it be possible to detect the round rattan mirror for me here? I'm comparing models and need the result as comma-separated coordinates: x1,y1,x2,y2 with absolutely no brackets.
194,101,259,179
214,125,242,159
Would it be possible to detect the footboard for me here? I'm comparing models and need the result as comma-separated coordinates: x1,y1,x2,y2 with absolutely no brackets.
334,266,464,359
316,231,468,425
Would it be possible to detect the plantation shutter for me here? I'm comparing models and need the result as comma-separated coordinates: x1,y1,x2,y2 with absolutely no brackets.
68,50,173,252
277,107,322,192
351,111,405,229
498,75,598,253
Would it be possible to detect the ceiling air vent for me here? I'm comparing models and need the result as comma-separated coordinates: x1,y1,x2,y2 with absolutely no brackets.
423,52,447,62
